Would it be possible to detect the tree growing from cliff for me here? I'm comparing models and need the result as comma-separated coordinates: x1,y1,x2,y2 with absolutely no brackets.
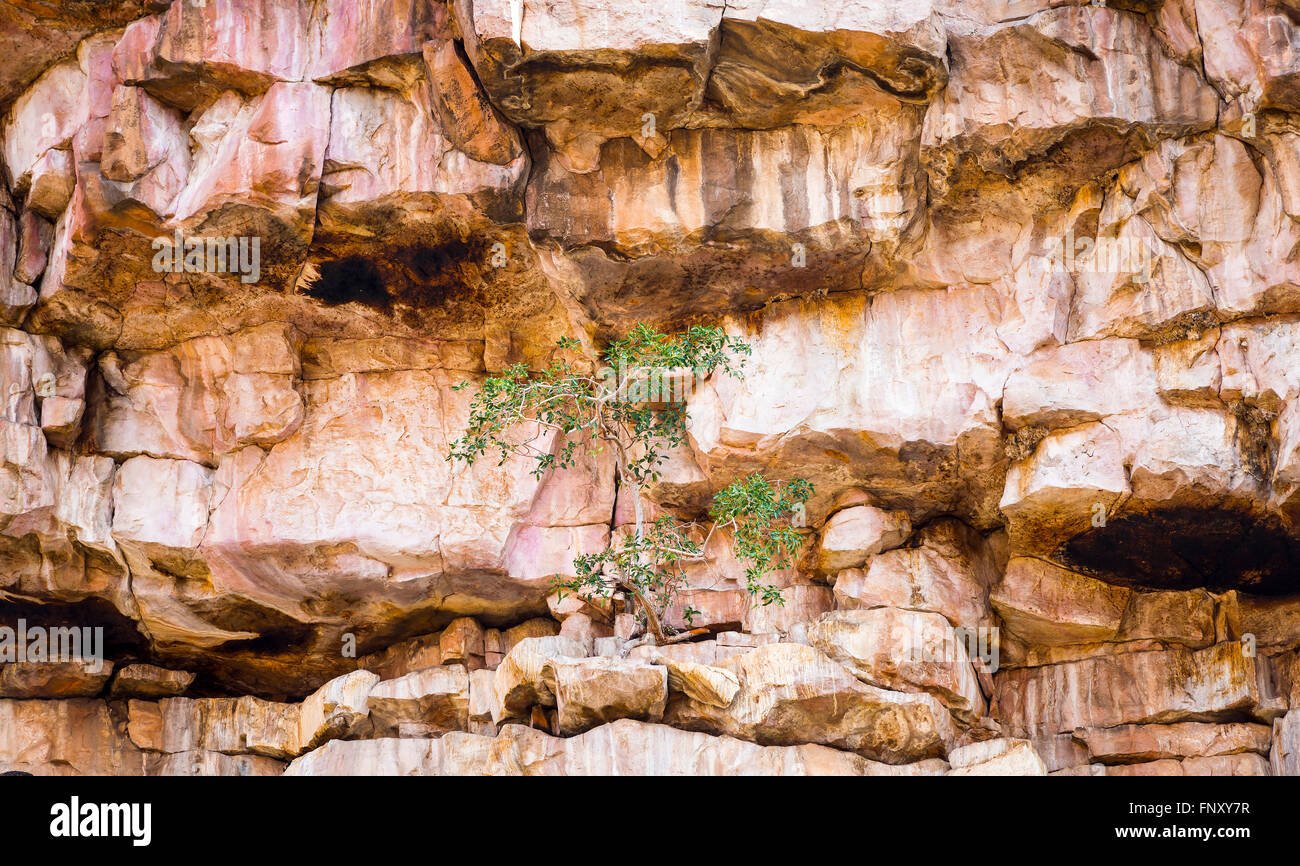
447,323,811,647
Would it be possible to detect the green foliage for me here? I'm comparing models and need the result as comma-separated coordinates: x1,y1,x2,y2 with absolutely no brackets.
448,324,749,484
604,322,751,378
555,516,702,627
446,323,810,640
710,474,813,607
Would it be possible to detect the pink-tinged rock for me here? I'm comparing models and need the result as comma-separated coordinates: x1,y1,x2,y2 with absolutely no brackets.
153,0,314,96
0,699,147,775
13,210,51,289
1073,722,1273,764
1129,408,1266,505
2,58,87,190
189,367,568,653
170,82,330,267
1104,753,1271,776
1002,339,1158,431
993,643,1275,737
90,324,304,465
111,455,214,560
1117,134,1300,319
96,85,190,219
1197,0,1300,110
366,665,470,737
743,583,833,636
503,524,611,589
556,612,613,655
924,6,1217,199
320,80,527,227
35,392,82,444
991,557,1131,645
806,608,987,719
523,431,616,527
0,328,89,430
309,0,449,84
541,655,668,734
816,505,911,572
112,14,164,92
1066,218,1217,343
665,641,956,763
834,520,997,632
687,289,1013,529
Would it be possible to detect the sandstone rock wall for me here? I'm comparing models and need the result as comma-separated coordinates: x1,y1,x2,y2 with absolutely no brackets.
2,0,1300,775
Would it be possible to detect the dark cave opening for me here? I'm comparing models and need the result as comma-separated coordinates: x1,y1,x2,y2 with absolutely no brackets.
1058,506,1300,595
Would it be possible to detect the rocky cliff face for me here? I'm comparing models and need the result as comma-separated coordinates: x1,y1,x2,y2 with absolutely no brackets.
2,0,1300,776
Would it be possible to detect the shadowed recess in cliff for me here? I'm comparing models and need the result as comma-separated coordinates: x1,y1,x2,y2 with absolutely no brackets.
0,597,151,660
1058,507,1300,595
302,240,492,314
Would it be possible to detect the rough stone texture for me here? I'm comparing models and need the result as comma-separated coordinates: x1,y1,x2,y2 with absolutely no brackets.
805,608,986,719
945,738,1047,776
366,665,469,737
816,505,911,573
993,643,1280,738
664,642,956,764
541,655,668,735
0,698,147,775
109,663,194,699
1272,710,1300,777
1073,722,1273,765
297,669,378,748
285,718,950,776
4,0,1300,777
0,661,113,698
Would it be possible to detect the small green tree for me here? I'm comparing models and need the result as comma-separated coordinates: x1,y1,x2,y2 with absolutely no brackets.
447,323,812,647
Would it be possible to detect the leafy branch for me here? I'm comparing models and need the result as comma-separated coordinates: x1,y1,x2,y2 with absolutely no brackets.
447,324,810,647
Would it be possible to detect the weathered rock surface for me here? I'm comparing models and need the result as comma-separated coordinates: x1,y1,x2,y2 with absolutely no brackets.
285,718,950,776
1073,722,1273,765
4,0,1300,777
945,738,1047,777
665,642,956,764
993,643,1280,737
366,665,469,737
